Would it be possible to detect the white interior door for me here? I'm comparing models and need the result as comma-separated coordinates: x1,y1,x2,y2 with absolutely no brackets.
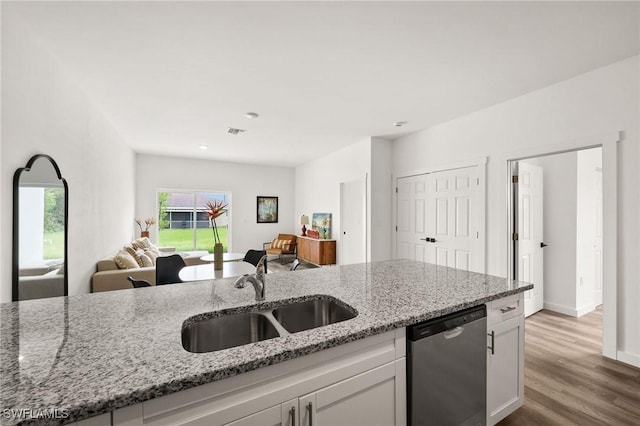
396,175,429,262
340,178,366,265
426,167,479,271
396,167,481,272
517,162,544,317
594,168,603,306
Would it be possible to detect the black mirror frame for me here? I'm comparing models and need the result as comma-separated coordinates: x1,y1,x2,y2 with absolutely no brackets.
12,154,69,302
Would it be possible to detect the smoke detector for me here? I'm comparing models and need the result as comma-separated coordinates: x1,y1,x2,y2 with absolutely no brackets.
393,121,408,127
226,127,246,135
245,112,259,119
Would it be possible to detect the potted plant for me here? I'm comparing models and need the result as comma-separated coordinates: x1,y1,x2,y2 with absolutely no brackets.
205,200,228,270
135,217,156,238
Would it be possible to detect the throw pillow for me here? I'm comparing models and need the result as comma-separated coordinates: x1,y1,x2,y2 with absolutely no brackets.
272,239,285,249
139,252,153,267
144,249,158,265
124,245,144,267
114,250,140,270
131,240,146,250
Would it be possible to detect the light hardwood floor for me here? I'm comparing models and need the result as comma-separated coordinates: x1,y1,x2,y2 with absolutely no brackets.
498,307,640,425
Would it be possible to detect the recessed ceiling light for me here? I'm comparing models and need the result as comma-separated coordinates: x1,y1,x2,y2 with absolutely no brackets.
393,121,408,127
245,112,259,119
199,144,208,150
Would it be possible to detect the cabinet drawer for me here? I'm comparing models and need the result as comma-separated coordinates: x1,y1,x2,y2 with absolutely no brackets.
487,294,523,326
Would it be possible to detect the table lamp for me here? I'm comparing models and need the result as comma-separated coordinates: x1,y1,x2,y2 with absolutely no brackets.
300,215,309,237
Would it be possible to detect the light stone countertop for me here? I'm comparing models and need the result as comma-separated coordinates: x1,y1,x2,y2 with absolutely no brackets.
0,259,532,425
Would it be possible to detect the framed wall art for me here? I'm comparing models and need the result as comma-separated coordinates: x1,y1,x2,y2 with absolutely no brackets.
257,196,278,223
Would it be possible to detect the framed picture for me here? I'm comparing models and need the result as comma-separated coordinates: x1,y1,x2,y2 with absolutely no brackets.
257,196,278,223
312,213,332,239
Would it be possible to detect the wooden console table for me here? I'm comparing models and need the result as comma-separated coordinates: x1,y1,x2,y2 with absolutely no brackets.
297,236,336,266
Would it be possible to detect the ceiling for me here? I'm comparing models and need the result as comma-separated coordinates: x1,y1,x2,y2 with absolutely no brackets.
5,1,639,167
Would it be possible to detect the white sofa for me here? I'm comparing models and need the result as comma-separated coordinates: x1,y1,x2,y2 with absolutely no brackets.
91,248,209,292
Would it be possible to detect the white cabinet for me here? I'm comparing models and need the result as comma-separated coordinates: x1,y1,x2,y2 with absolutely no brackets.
299,361,400,426
487,294,525,425
224,399,297,426
113,330,406,426
224,404,283,426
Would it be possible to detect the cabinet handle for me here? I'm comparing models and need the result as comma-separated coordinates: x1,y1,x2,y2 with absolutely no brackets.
487,331,495,355
289,406,296,426
307,402,313,426
500,306,516,314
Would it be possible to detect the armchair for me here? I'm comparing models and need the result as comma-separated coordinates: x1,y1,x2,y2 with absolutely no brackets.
263,233,297,264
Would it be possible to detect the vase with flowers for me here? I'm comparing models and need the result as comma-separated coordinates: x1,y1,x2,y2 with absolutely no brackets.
205,200,228,270
135,217,156,238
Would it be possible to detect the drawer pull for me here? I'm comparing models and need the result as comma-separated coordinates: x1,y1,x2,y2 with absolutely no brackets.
500,306,517,314
290,406,296,426
487,331,495,355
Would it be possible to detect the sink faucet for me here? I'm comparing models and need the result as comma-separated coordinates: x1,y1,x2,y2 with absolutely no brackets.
233,255,267,301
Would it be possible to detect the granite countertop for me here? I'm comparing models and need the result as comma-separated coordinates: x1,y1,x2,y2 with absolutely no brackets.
0,259,532,425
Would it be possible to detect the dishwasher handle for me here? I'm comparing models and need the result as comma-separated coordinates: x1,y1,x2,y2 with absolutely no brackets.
443,326,464,339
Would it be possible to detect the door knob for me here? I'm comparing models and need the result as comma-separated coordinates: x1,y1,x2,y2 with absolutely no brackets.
420,237,428,242
540,242,548,248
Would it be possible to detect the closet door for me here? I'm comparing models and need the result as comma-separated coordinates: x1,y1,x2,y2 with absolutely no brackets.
426,167,480,271
396,167,481,272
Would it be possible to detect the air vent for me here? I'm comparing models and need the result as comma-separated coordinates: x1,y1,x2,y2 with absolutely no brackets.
226,127,246,135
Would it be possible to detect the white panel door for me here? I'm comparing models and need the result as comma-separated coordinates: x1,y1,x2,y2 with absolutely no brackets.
340,178,366,265
594,168,603,306
517,162,544,317
396,175,429,263
426,167,480,271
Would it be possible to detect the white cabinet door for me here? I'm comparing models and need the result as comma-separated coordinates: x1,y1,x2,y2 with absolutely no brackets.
487,314,525,425
300,362,398,426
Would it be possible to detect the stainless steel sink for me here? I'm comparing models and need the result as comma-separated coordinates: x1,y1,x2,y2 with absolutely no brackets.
183,296,358,353
272,297,358,333
182,312,279,353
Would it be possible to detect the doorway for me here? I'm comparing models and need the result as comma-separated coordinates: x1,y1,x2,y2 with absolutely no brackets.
512,148,603,318
505,130,618,360
340,176,367,265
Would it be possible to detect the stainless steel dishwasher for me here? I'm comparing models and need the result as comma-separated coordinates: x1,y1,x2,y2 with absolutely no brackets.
407,304,487,426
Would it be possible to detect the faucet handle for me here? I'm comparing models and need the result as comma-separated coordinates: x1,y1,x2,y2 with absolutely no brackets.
255,255,268,273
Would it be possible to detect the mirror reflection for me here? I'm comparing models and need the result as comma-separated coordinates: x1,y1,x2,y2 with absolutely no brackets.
13,154,68,301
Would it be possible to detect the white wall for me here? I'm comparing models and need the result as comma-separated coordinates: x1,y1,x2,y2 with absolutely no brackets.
135,154,295,254
295,138,371,264
370,137,393,262
533,153,578,315
1,13,136,301
392,56,639,362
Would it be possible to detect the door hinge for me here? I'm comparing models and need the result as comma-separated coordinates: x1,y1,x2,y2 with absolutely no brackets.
395,225,398,232
512,175,519,183
512,233,519,241
395,187,398,193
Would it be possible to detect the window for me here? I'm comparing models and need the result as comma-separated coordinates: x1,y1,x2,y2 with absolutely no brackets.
157,191,230,252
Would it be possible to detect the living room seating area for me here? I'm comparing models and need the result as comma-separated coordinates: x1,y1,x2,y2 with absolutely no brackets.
91,237,207,292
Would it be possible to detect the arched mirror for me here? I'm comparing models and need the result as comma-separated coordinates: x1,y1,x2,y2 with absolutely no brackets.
13,154,68,301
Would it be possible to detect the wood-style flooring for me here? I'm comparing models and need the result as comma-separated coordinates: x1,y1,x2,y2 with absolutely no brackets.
498,307,640,426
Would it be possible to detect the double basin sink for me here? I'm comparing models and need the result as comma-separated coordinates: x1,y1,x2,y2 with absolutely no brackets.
182,296,358,353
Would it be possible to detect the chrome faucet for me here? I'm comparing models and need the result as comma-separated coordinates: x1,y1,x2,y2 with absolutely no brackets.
233,255,267,301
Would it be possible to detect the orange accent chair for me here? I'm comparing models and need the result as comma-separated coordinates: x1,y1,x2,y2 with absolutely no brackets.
264,234,297,264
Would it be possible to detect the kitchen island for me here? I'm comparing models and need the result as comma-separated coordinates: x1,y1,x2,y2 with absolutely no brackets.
0,259,532,425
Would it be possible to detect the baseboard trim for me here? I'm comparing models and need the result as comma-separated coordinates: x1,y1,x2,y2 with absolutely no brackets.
617,350,640,367
543,302,578,317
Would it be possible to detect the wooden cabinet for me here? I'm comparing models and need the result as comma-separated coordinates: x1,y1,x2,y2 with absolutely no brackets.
487,294,525,425
297,237,336,266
